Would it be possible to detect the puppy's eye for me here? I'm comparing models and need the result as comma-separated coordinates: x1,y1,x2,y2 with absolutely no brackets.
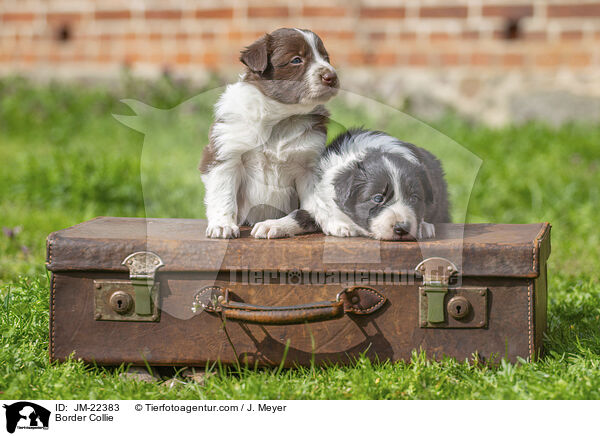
409,194,420,204
372,194,385,204
290,56,303,65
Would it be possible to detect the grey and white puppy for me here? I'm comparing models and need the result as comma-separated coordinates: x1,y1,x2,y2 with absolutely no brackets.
252,129,450,240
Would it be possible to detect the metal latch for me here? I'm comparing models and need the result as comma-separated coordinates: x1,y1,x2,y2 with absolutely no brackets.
122,252,164,315
416,257,488,329
94,251,164,322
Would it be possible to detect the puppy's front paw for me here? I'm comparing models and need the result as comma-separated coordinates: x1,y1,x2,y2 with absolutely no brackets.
206,222,240,239
419,222,436,239
323,222,359,238
251,219,291,239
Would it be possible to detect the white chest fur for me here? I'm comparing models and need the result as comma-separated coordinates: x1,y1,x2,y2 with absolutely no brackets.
208,82,327,226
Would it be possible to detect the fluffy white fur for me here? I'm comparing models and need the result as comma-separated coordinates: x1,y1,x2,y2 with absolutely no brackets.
251,214,305,239
294,29,336,102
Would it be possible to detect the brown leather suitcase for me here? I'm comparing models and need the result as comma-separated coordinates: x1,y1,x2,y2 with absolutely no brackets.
46,217,551,366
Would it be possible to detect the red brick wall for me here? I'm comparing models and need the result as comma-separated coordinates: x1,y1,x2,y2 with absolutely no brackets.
1,1,598,75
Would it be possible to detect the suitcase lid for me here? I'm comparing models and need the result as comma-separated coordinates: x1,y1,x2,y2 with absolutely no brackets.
46,217,551,278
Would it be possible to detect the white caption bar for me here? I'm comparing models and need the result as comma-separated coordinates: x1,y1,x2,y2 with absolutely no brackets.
0,400,594,436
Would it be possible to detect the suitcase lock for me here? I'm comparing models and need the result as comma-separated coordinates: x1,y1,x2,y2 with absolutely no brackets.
94,251,164,322
416,257,488,329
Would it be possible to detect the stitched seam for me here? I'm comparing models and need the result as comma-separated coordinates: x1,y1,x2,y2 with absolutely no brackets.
198,286,221,297
225,305,338,311
226,305,340,314
532,223,548,274
350,286,385,313
528,224,549,360
222,301,339,311
528,225,547,360
48,239,55,362
528,281,533,360
351,300,385,313
51,274,55,361
533,239,537,273
47,237,52,269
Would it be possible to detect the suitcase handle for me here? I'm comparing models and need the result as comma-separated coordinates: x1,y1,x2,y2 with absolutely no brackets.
221,298,344,325
194,286,386,325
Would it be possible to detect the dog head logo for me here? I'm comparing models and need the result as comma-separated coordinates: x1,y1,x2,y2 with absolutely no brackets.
114,88,482,315
3,402,50,434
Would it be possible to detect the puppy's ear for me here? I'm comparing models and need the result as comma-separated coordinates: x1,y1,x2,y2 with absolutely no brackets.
356,161,366,176
334,161,366,209
334,171,354,207
240,34,270,74
418,166,434,204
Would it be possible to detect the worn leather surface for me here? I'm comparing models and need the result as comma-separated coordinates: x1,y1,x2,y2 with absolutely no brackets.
204,285,386,325
50,274,548,366
47,218,551,366
339,286,387,314
220,300,345,325
47,217,550,278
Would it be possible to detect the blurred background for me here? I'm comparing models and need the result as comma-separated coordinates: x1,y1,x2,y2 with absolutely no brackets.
1,0,599,124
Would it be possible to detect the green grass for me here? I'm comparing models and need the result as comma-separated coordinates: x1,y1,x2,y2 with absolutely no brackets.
1,75,599,399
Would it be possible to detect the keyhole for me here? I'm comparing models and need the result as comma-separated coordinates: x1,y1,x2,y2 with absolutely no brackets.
448,296,470,320
110,291,131,314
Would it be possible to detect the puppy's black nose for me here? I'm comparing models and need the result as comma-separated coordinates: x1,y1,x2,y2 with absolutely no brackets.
393,222,410,236
321,71,337,87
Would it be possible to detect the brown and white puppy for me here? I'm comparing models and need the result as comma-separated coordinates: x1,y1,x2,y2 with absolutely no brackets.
200,28,338,238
